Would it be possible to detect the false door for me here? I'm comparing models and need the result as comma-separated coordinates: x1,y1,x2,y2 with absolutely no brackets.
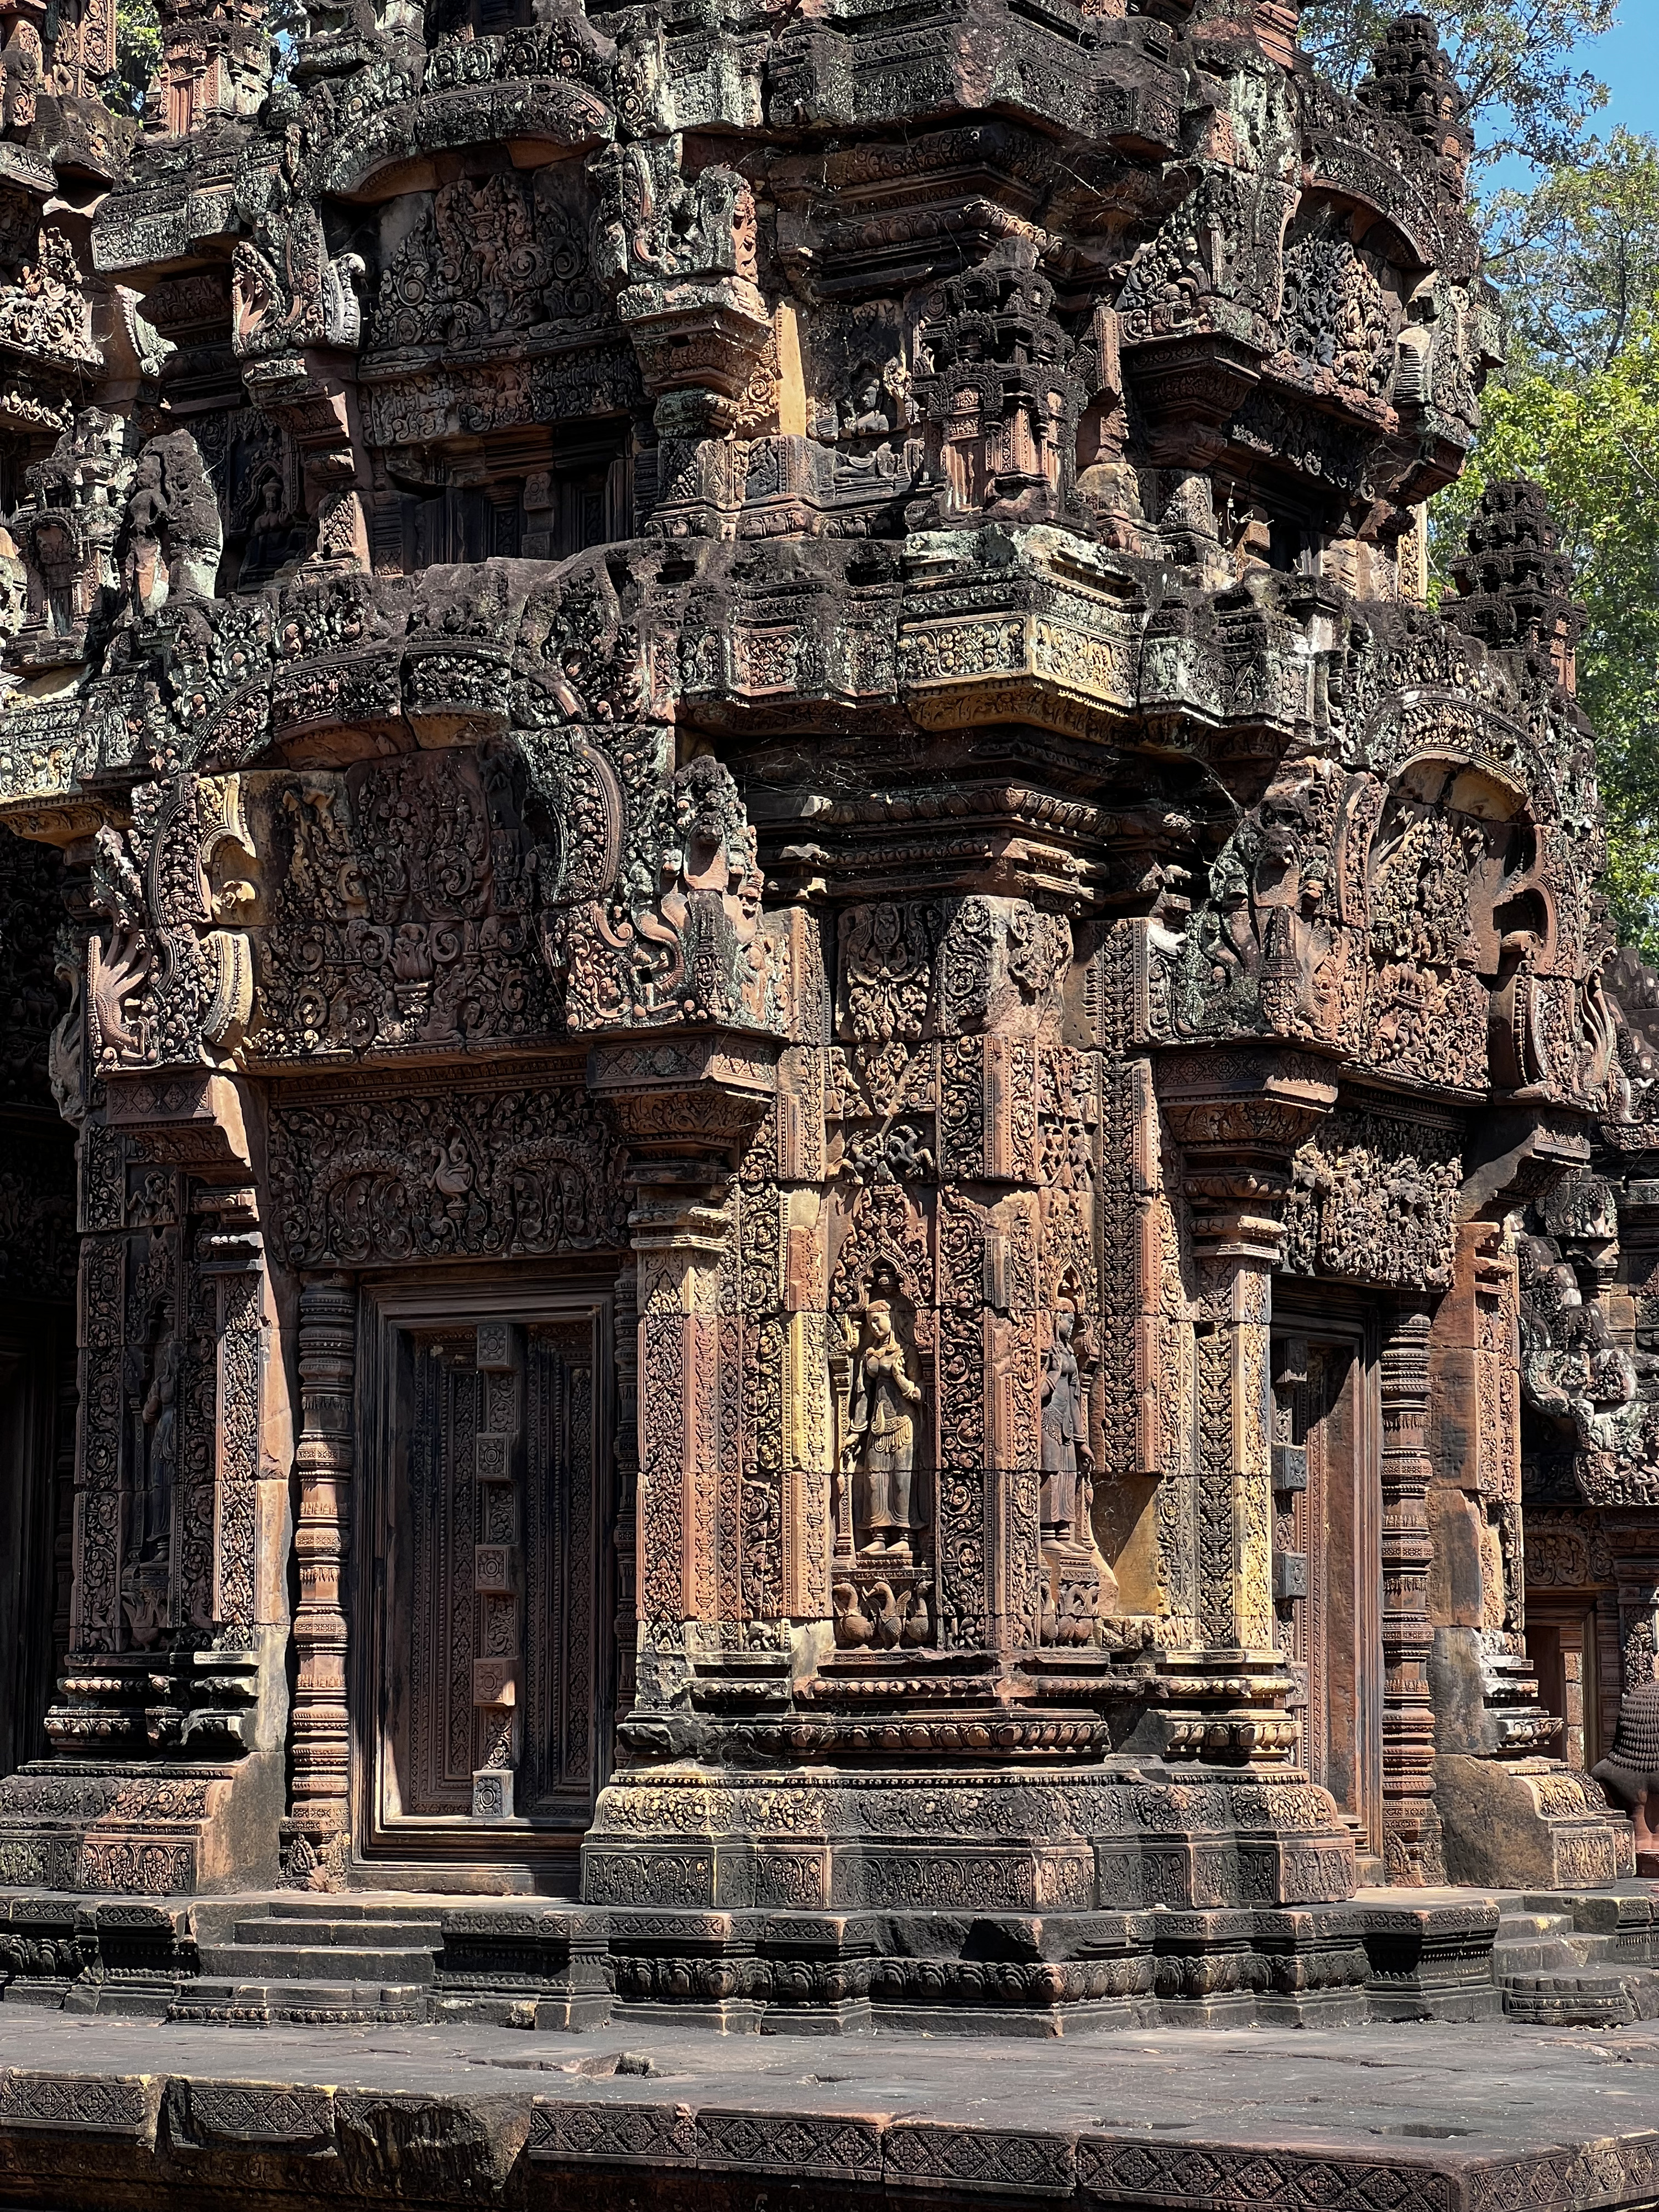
1270,1318,1383,1866
358,1281,610,1872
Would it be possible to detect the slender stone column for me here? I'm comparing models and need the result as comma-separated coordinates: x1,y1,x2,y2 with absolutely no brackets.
1380,1297,1446,1884
280,1272,355,1890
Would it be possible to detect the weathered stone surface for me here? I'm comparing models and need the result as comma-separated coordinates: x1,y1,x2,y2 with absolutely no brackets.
6,2007,1659,2209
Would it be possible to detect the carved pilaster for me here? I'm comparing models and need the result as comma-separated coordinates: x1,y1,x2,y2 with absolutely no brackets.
589,1029,779,1755
280,1272,354,1891
1154,1048,1336,1760
0,1071,283,1891
612,1259,640,1720
1428,1219,1556,1759
1380,1297,1446,1884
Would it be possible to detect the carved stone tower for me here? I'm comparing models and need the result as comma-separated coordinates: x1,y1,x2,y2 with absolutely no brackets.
0,0,1640,2027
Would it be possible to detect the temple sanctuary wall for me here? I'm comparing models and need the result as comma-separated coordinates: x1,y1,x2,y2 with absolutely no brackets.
0,0,1651,2034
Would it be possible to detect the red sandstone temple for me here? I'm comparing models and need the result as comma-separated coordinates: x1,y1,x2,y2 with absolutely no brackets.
0,0,1651,2033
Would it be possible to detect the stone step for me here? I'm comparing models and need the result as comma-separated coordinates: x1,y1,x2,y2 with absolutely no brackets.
198,1943,437,1984
1501,1964,1659,2028
229,1916,443,1949
1495,1911,1575,1942
1490,1939,1590,1975
169,1979,431,2027
259,1897,451,1923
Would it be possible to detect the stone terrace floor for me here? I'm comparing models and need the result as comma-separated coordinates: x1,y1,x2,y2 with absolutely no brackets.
5,2001,1659,2211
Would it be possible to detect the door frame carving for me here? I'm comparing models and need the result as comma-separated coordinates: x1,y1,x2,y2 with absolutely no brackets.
351,1263,615,1884
1271,1286,1384,1865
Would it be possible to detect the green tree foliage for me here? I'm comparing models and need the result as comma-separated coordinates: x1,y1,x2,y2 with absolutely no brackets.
1431,133,1659,954
106,0,161,118
1485,129,1659,371
1299,0,1615,173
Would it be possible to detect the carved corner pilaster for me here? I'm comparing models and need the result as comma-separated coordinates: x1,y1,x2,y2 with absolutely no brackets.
590,1025,781,1747
1147,1047,1337,1756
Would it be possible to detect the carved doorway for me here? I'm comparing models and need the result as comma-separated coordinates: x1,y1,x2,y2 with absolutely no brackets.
356,1277,612,1882
1270,1305,1384,1872
1526,1599,1601,1771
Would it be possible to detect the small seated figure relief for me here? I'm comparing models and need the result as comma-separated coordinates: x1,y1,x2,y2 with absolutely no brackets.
812,358,913,484
844,1297,923,1558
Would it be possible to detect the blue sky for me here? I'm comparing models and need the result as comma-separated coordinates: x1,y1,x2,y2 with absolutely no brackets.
1489,8,1658,188
1585,9,1659,135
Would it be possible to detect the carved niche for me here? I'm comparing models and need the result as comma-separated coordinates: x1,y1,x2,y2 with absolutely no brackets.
1272,199,1402,400
832,1271,932,1652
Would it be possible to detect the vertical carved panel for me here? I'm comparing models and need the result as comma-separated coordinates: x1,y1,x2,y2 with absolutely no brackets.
210,1231,263,1646
718,1310,747,1620
1196,1323,1235,1648
936,1308,988,1649
74,1233,124,1655
1191,1258,1276,1652
613,1263,639,1716
1235,1265,1274,1652
638,1299,687,1627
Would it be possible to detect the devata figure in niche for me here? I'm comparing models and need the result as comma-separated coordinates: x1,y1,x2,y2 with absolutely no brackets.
846,1299,923,1557
137,1327,180,1563
1041,1306,1091,1543
122,1321,180,1647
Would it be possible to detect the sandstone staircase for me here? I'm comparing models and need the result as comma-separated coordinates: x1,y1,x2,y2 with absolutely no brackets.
1491,1892,1659,2026
174,1898,446,2025
20,1882,1659,2030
